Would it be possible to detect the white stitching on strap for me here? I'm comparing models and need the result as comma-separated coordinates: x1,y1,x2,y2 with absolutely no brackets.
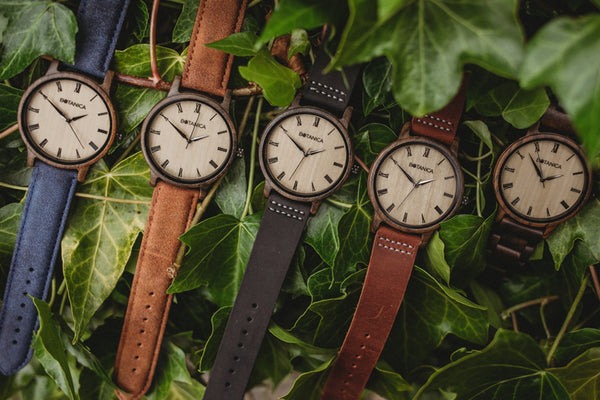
414,114,453,133
308,80,346,103
377,235,414,255
269,200,305,220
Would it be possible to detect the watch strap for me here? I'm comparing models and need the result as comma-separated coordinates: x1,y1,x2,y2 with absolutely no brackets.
113,182,199,400
73,0,132,79
181,0,247,97
321,226,421,400
411,78,468,145
202,192,310,400
300,33,361,115
0,162,78,375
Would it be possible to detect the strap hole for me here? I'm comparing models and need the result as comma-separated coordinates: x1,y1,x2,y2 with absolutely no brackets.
135,356,139,359
149,292,154,296
132,368,136,372
225,382,231,388
145,305,151,309
241,329,248,335
351,363,357,369
28,268,34,272
17,316,22,321
22,292,27,296
251,303,258,309
360,344,365,349
355,354,361,359
12,340,17,344
20,303,25,308
364,333,370,338
26,280,31,284
137,343,142,347
143,318,148,322
14,328,20,333
140,330,145,334
233,356,240,361
247,317,253,322
237,343,243,348
228,369,235,374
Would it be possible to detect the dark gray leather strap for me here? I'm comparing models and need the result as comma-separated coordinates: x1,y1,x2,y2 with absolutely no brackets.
202,192,310,400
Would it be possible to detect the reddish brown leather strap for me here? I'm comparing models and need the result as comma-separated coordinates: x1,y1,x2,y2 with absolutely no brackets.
113,182,198,400
411,79,468,145
181,0,247,96
321,226,421,400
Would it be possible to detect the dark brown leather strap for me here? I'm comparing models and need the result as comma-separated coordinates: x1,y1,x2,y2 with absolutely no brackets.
321,227,421,400
181,0,247,96
203,192,311,400
411,79,468,145
113,182,198,400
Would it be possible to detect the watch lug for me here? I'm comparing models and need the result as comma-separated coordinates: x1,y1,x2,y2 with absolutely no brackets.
290,93,302,108
340,106,353,129
526,120,541,136
101,70,114,92
76,166,89,182
420,230,433,247
399,122,412,139
26,151,36,167
263,181,273,198
542,223,557,239
221,89,232,109
46,60,60,75
450,137,460,157
370,212,383,233
310,200,322,215
149,171,159,186
168,76,182,96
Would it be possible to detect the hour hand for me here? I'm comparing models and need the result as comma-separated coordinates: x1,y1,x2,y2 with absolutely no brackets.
305,149,325,156
190,135,209,142
416,178,435,187
543,174,563,182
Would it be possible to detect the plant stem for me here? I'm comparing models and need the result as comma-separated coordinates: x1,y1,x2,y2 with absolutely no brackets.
476,140,483,217
113,134,142,166
241,97,263,220
325,198,353,209
48,279,56,308
0,124,18,140
546,274,590,366
500,295,559,319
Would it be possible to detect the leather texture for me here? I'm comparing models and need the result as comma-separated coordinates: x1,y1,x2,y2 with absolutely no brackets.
300,35,360,116
202,192,311,400
321,227,421,400
73,0,131,79
411,79,468,145
181,0,247,97
0,162,78,375
113,182,198,400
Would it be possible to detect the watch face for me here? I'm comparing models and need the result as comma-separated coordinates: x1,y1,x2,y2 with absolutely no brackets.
19,74,114,165
495,134,590,225
369,138,463,231
259,108,351,200
141,94,235,186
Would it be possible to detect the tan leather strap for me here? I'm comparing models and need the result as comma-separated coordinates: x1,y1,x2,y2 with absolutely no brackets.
321,226,421,400
181,0,247,96
411,78,468,145
113,182,199,400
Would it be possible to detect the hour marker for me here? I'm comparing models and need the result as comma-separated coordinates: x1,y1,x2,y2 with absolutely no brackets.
437,158,446,165
196,168,201,176
527,206,532,216
377,188,388,196
89,141,98,150
176,103,183,113
296,116,302,126
378,172,389,178
504,166,515,173
217,130,227,135
313,117,320,127
57,147,62,158
443,192,453,198
406,146,412,157
29,123,39,131
89,94,98,101
161,159,170,168
76,149,80,158
217,147,227,152
268,141,279,147
547,208,550,217
386,203,395,213
560,200,569,209
210,113,217,121
55,81,62,92
573,171,583,175
511,197,520,206
551,143,559,153
421,214,426,223
194,103,201,113
280,125,288,132
150,145,161,153
27,106,39,113
150,129,160,135
570,187,581,193
402,212,407,222
516,150,524,160
333,162,343,168
209,160,218,169
74,82,81,93
268,157,278,164
327,128,335,136
444,176,455,180
334,146,344,150
534,141,540,152
293,181,298,190
277,171,286,180
97,128,108,134
434,205,443,215
566,154,575,161
423,147,430,158
178,168,183,177
39,138,48,147
502,183,513,189
311,182,316,191
98,111,108,116
324,174,333,184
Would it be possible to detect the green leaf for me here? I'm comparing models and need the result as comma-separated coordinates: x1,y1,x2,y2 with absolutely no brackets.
554,328,600,366
269,323,335,356
550,347,600,400
172,0,200,43
112,45,186,133
422,231,451,284
282,359,334,400
214,157,247,219
0,1,77,79
146,342,199,400
32,299,80,400
353,123,397,165
362,57,394,115
520,15,600,156
462,120,493,150
62,152,153,341
239,48,301,107
469,281,508,330
206,31,259,57
0,203,22,260
130,0,149,43
366,363,412,399
546,199,600,269
0,84,23,131
415,330,570,399
333,0,524,115
288,29,311,59
439,212,495,286
0,14,8,42
305,202,346,266
168,213,261,307
199,306,231,372
385,267,489,372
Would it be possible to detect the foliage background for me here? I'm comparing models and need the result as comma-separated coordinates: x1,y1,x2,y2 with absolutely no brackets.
1,0,600,399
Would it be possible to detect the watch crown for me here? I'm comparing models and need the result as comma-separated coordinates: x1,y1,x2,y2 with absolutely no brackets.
235,147,245,158
461,195,469,206
351,162,361,175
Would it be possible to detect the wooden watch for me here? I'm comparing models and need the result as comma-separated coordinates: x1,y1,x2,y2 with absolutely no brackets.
488,108,591,272
0,0,131,376
321,82,467,400
112,1,247,399
202,33,360,400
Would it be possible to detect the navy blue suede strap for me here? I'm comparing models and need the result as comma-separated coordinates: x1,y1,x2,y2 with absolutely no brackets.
0,162,78,375
73,0,131,78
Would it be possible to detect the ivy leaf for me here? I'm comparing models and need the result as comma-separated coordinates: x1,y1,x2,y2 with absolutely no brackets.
422,231,451,284
362,58,394,116
146,342,202,400
288,29,311,59
214,157,247,219
32,299,80,400
206,31,259,57
550,347,600,400
385,267,488,373
112,45,186,133
333,0,524,116
282,359,334,400
198,306,230,372
305,202,346,266
0,84,23,131
520,15,600,156
353,123,397,166
172,0,200,43
0,1,77,80
554,328,600,365
463,120,493,150
239,48,302,107
168,213,261,307
469,281,509,330
415,330,570,399
546,199,600,269
62,152,153,341
366,363,412,399
0,203,22,261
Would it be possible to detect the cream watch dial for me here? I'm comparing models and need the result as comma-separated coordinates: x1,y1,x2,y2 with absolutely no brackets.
261,110,350,198
372,140,462,230
20,77,113,164
142,96,234,185
497,136,589,223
